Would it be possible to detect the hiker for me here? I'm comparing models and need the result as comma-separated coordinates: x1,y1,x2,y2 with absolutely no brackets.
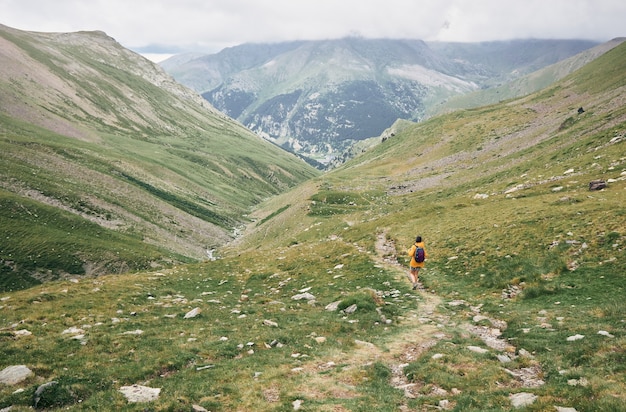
407,236,427,290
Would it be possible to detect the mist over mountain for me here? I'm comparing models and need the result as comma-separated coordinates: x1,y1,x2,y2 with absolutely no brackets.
162,38,599,166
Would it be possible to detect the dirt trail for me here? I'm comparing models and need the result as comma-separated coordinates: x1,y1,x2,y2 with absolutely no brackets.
290,231,450,408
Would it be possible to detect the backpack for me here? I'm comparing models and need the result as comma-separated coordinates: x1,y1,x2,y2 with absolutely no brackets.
414,246,425,263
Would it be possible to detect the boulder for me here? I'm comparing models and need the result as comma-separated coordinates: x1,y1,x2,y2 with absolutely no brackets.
0,365,33,385
588,180,606,190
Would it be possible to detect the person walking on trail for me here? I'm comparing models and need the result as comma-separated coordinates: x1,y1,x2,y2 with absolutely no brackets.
407,236,427,290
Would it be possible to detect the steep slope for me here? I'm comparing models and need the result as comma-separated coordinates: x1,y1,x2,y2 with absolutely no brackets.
163,38,598,165
0,24,319,291
429,37,626,116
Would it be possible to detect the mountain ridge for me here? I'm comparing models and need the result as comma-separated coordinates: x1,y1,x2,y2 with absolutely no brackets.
163,37,600,165
0,24,319,290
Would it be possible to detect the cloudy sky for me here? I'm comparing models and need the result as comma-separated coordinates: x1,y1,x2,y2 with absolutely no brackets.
1,0,624,61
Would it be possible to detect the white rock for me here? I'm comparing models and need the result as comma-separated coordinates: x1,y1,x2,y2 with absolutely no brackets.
0,365,33,385
263,319,279,327
325,301,341,311
597,330,614,338
509,392,538,408
62,326,85,335
344,304,358,314
122,329,144,335
293,399,303,410
184,307,201,318
432,353,444,360
119,384,161,403
566,334,585,341
333,264,344,269
13,329,32,337
555,407,578,412
497,354,512,363
467,346,489,354
473,193,489,199
291,292,315,301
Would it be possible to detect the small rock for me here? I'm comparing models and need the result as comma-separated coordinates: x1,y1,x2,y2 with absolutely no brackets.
293,399,303,410
0,365,33,385
263,319,278,327
597,330,614,338
314,336,326,343
555,407,578,412
33,381,60,408
192,405,209,412
291,292,315,301
568,377,589,387
119,384,161,403
566,334,585,341
432,353,444,360
122,329,143,335
467,346,489,354
497,354,512,363
344,304,358,314
13,329,32,337
509,392,538,408
325,301,341,311
184,307,201,319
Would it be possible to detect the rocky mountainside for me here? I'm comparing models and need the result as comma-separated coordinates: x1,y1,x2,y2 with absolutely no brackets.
0,24,319,290
162,38,599,165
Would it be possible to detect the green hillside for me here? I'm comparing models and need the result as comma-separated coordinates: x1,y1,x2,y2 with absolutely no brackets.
0,25,319,291
0,33,624,411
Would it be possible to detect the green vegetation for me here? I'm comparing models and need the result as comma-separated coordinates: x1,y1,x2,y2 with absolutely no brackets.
1,30,625,411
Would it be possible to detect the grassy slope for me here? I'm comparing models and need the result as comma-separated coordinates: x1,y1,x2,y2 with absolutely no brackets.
0,45,624,411
0,26,319,290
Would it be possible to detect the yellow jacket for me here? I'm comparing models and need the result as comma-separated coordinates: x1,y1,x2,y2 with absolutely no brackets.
407,242,427,268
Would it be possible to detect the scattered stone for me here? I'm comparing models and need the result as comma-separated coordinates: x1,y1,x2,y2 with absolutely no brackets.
598,330,614,338
344,304,358,314
293,399,303,410
473,193,489,199
121,329,143,335
568,377,589,387
432,353,444,360
314,336,326,343
192,405,209,412
184,307,201,319
33,381,61,408
13,329,32,337
62,327,85,335
263,319,279,327
566,334,585,341
555,407,578,412
497,354,512,363
509,392,538,408
0,365,33,385
118,384,161,403
325,301,341,311
333,264,344,269
291,292,315,301
467,346,489,354
589,180,607,191
505,366,545,387
518,348,534,358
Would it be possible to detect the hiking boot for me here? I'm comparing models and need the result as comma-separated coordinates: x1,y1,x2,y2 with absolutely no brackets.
412,283,418,290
